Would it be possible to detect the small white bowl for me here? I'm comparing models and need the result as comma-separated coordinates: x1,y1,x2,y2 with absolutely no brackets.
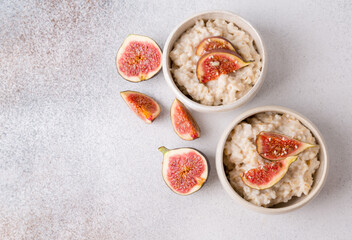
216,106,329,214
162,11,267,112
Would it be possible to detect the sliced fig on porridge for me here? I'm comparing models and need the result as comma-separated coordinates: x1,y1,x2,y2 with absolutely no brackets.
256,132,316,161
121,91,161,124
158,147,208,195
170,99,200,140
116,34,162,82
196,36,237,56
196,49,251,83
241,156,298,190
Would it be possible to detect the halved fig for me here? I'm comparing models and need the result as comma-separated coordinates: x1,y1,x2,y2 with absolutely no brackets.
196,36,237,56
196,49,251,83
241,156,298,190
170,99,200,141
120,91,160,124
256,132,316,161
158,146,208,195
116,34,162,82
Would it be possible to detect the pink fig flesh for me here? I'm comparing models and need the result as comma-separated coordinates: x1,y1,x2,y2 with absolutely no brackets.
116,35,162,82
196,49,250,83
170,99,200,141
121,91,160,124
196,36,237,56
241,156,298,190
256,132,315,161
159,147,208,195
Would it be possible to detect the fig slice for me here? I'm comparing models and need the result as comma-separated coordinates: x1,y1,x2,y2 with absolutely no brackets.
196,49,251,83
196,36,237,56
158,146,208,195
241,156,298,190
116,34,162,82
120,90,160,124
170,99,200,141
256,132,316,161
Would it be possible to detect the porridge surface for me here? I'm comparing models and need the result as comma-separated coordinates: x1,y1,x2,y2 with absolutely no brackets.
170,19,262,106
223,112,320,207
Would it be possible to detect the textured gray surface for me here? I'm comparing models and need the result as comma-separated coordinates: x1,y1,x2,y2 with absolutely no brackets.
1,0,352,239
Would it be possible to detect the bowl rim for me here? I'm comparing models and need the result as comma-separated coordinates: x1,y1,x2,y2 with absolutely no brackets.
215,105,329,214
162,10,267,113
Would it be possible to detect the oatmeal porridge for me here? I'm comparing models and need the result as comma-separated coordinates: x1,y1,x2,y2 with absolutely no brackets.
170,19,262,106
223,112,320,207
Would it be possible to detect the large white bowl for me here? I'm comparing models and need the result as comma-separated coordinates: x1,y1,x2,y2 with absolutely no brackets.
162,11,267,112
216,106,329,214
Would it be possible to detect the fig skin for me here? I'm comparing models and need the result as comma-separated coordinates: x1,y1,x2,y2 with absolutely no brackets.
256,131,316,161
120,90,161,124
158,146,209,196
196,36,237,56
116,34,162,83
241,156,298,190
196,49,251,83
170,99,201,141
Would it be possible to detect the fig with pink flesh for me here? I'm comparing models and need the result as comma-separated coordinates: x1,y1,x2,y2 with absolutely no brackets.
196,36,237,56
116,34,162,82
120,91,160,124
170,99,200,141
196,49,251,83
241,156,298,190
256,132,316,161
158,146,208,195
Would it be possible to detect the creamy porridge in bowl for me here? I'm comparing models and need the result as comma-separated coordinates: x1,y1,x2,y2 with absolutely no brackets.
224,112,320,207
163,11,267,112
170,19,262,106
216,106,329,214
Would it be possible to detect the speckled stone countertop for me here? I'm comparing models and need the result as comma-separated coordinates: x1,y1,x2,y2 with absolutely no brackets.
1,0,352,239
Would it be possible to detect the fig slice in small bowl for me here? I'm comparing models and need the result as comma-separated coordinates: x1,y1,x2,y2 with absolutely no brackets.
120,90,160,124
196,36,237,56
170,99,200,141
158,146,209,195
256,132,316,161
196,49,251,83
241,156,298,190
116,34,162,82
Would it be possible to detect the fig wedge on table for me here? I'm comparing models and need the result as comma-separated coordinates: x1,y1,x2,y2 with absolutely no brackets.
170,99,200,141
241,156,298,190
120,91,160,124
116,34,162,82
256,132,316,161
158,146,209,195
196,49,251,83
196,36,237,56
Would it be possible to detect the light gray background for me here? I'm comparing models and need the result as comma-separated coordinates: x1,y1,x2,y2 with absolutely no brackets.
1,0,351,239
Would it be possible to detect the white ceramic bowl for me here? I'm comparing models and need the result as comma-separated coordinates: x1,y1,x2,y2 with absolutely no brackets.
162,11,267,112
216,106,329,214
